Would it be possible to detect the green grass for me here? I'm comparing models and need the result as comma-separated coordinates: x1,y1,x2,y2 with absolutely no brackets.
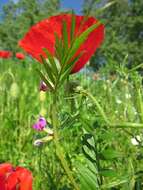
0,58,143,189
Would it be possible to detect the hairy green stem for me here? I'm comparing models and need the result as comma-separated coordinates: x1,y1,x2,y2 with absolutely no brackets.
51,93,80,190
80,89,111,125
137,88,143,123
79,89,143,129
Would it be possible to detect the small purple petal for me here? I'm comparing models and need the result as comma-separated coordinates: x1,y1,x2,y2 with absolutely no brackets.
39,117,47,126
39,81,48,92
33,116,47,131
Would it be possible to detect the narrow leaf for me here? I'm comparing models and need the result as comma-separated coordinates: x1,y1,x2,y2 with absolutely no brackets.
37,69,54,91
54,32,64,62
62,20,69,52
101,177,129,189
63,21,101,64
60,53,83,84
43,48,59,76
70,14,76,42
40,55,55,84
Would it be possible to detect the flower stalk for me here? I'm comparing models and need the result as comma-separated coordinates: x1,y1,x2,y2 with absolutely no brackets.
78,89,111,125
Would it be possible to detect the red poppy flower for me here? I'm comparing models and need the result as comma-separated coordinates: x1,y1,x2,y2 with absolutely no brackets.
0,51,12,59
16,52,25,60
0,163,32,190
19,14,104,73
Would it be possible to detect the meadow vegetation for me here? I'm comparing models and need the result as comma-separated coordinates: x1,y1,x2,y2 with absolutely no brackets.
0,0,143,189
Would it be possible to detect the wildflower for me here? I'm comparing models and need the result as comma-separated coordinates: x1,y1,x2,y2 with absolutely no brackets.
0,50,12,59
33,139,43,146
39,81,48,92
33,135,53,146
131,135,141,146
0,163,32,190
16,52,25,60
33,116,47,131
19,14,104,73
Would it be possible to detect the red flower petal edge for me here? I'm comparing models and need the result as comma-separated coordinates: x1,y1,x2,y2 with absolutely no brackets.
16,52,25,60
0,51,12,59
19,14,104,73
0,163,32,190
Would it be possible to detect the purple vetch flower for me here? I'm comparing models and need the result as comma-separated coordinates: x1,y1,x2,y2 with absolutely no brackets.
33,116,47,131
33,139,43,146
39,81,48,91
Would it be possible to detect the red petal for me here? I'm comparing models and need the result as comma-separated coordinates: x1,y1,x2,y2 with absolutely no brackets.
71,24,104,73
0,164,33,190
0,163,13,190
0,175,6,190
6,172,19,190
0,163,13,176
19,14,104,73
0,51,12,59
15,167,33,190
16,53,25,60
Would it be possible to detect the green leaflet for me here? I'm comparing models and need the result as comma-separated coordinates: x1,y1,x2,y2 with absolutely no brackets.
43,48,59,76
40,55,56,84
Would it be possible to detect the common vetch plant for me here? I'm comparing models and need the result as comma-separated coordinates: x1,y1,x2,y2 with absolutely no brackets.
19,13,104,189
